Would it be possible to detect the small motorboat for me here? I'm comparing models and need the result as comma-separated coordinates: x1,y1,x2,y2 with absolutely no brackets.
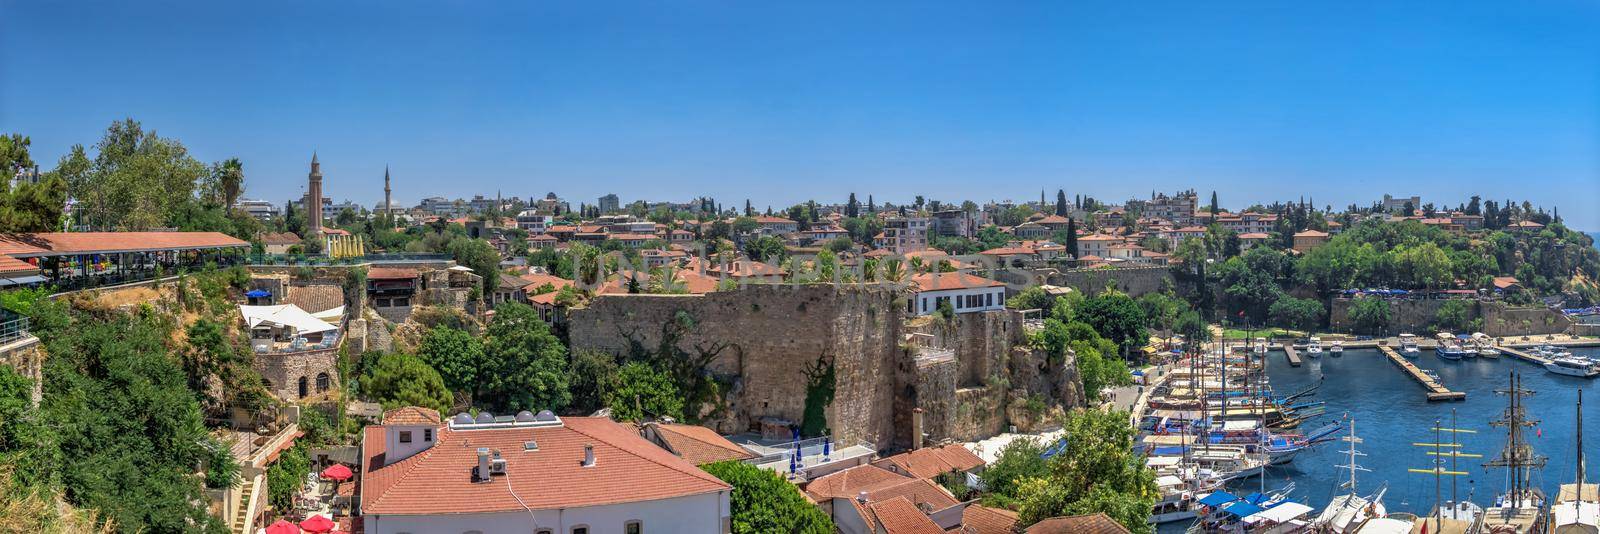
1399,334,1420,357
1306,337,1323,356
1329,340,1344,356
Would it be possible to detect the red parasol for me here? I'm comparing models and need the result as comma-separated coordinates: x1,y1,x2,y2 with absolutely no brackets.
299,514,335,533
320,463,353,481
265,519,300,534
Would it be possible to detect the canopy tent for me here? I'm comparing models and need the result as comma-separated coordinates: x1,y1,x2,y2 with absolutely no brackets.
245,289,271,298
1243,502,1313,524
1153,475,1184,488
447,265,474,272
298,514,335,533
311,306,345,323
240,304,338,336
265,520,300,534
1198,491,1240,508
1223,501,1265,518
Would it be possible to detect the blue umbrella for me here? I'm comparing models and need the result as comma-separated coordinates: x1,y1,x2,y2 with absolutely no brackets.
245,289,270,298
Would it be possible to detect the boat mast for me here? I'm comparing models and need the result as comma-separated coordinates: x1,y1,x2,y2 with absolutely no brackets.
1486,371,1546,509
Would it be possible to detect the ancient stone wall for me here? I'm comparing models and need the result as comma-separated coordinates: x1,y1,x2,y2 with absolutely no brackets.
1045,266,1172,297
254,346,341,401
0,335,44,405
569,285,906,447
1328,298,1571,336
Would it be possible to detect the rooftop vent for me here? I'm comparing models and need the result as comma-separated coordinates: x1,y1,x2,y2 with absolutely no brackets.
581,444,596,467
857,491,869,503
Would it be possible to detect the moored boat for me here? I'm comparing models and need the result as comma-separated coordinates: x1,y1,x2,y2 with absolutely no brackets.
1399,334,1421,357
1330,340,1344,356
1546,357,1600,378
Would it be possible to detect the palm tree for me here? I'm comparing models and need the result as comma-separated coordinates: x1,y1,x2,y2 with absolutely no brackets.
882,258,906,283
217,157,244,211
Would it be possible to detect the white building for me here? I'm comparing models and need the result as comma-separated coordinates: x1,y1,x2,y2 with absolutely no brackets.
234,199,281,221
516,210,555,233
360,407,732,534
908,272,1006,316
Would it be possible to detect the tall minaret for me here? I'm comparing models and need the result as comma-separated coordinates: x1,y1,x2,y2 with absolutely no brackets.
306,153,324,236
383,165,393,227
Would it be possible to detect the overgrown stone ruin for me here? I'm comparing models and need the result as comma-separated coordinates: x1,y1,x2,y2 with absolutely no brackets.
568,284,1087,452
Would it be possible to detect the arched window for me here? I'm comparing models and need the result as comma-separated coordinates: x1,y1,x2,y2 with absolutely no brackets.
316,373,330,392
297,376,308,398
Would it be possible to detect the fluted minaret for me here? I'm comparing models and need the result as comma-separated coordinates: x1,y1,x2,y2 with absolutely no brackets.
384,165,393,227
306,153,324,236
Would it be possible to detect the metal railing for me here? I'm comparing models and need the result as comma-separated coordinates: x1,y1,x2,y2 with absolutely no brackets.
0,316,30,345
246,253,451,266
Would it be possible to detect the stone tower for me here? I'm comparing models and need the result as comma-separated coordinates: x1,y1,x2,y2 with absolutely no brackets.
383,165,393,227
306,153,323,236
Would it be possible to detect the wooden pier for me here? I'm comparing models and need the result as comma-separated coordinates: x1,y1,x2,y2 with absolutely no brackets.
1498,345,1552,366
1378,346,1465,402
1281,343,1302,367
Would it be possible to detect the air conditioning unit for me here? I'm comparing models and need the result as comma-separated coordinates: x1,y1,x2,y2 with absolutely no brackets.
490,458,507,475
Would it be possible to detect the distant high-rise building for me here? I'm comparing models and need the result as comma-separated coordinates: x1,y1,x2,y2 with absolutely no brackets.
234,199,280,221
305,153,324,236
598,193,620,214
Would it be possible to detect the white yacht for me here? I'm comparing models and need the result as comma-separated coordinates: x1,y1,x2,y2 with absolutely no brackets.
1329,340,1344,356
1306,337,1323,356
1399,334,1420,356
1546,357,1600,378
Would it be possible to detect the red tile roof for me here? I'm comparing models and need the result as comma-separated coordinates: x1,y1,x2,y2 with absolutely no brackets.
1292,230,1329,238
361,416,729,515
871,444,985,479
1025,513,1130,533
869,496,945,534
912,272,1003,292
260,232,302,246
754,215,796,224
805,464,912,501
0,254,38,276
647,423,756,465
383,407,441,426
0,231,248,257
961,505,1020,534
367,267,419,280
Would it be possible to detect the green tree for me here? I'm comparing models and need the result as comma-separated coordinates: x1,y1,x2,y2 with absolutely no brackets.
480,302,571,412
568,349,620,414
266,443,310,513
607,362,684,422
1348,298,1393,334
743,235,787,263
701,461,834,534
52,118,209,230
1394,242,1453,289
448,237,502,296
1075,290,1148,357
360,352,453,413
417,326,487,399
1007,286,1054,311
1014,409,1156,533
978,437,1049,507
1434,299,1472,332
1268,296,1325,331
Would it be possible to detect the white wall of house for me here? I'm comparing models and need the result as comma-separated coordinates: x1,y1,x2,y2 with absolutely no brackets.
910,287,1005,316
365,490,730,534
383,424,437,464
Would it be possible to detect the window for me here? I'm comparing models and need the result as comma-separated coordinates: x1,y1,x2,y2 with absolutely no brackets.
394,297,410,307
297,376,308,398
424,428,433,442
399,431,412,443
571,527,589,534
315,373,330,392
625,521,642,534
537,530,553,534
376,298,390,307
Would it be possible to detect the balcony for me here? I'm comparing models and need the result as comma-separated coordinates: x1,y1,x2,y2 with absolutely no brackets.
735,434,877,481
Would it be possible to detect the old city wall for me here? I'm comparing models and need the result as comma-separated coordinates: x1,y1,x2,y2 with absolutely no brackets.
568,285,906,448
1479,302,1573,337
254,346,341,401
1045,266,1172,297
1329,298,1571,336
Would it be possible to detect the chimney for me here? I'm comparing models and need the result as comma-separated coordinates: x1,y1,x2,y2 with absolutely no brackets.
476,447,491,482
911,407,925,450
581,444,596,467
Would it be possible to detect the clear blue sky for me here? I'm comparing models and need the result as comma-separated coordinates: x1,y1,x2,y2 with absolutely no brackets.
4,1,1599,228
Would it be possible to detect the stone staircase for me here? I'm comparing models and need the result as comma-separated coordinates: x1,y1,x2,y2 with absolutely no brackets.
229,476,258,533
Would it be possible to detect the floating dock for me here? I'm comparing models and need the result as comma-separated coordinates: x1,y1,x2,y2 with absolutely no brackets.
1378,345,1466,402
1281,343,1302,367
1497,345,1552,366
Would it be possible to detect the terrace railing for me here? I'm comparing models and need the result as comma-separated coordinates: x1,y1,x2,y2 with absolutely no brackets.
245,253,451,266
0,315,29,346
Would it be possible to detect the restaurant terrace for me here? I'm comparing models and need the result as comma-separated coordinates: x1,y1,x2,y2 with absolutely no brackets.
0,231,250,289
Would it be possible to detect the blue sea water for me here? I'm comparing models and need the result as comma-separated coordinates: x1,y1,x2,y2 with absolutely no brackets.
1258,349,1598,512
1158,347,1600,532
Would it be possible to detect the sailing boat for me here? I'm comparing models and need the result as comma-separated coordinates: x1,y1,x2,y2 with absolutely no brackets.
1407,411,1481,534
1550,389,1599,533
1312,415,1390,534
1477,371,1549,533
